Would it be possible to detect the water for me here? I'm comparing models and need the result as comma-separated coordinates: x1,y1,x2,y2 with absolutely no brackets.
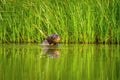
0,44,120,80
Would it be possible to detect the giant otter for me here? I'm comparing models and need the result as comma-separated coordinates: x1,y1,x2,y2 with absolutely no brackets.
41,34,61,58
41,34,61,46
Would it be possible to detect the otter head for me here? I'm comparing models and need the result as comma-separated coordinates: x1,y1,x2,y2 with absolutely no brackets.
46,34,61,45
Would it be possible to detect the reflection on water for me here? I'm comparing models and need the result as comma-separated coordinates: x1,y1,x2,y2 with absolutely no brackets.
41,45,61,58
0,44,120,80
43,48,60,58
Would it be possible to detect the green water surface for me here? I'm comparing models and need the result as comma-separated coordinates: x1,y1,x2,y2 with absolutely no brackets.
0,44,120,80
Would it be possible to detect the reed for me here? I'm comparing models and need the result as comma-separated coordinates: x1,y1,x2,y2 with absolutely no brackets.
0,0,120,44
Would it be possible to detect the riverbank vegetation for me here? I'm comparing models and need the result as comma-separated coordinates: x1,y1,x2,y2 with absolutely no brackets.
0,0,120,44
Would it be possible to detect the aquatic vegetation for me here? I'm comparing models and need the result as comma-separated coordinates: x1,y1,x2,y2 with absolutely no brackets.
0,0,120,43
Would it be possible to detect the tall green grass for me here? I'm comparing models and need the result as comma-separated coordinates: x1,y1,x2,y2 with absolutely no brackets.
0,0,120,43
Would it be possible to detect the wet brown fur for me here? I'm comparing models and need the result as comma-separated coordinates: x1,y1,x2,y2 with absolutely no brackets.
42,34,60,46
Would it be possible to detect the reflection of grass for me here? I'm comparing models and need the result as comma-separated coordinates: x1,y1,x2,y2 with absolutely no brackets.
0,0,120,43
0,44,120,80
